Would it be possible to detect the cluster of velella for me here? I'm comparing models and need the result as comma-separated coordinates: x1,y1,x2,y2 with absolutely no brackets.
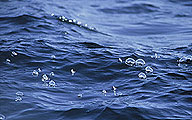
51,13,96,31
32,55,77,87
102,86,123,97
15,91,24,102
120,57,153,79
32,67,56,87
5,51,18,64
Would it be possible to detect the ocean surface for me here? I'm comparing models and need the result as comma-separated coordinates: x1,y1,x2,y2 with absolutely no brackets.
0,0,192,120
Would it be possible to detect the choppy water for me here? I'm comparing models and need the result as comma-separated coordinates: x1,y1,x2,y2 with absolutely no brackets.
0,0,192,120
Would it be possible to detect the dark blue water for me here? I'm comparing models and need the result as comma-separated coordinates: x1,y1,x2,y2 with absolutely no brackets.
0,0,192,119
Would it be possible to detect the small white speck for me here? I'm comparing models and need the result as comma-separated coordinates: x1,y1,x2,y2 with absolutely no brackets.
84,24,88,27
38,68,41,72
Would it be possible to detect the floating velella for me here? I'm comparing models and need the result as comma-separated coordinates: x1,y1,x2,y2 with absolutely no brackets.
42,74,49,82
102,90,107,94
138,72,147,79
112,86,117,91
49,80,56,87
125,58,135,66
6,59,11,63
50,72,54,76
15,96,22,102
16,91,24,96
11,51,17,56
71,69,76,76
78,93,83,98
51,55,56,59
0,114,5,120
118,58,123,63
32,70,38,77
145,66,153,73
136,59,145,66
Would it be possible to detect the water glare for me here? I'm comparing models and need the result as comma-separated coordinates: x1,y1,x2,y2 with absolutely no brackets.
151,53,160,59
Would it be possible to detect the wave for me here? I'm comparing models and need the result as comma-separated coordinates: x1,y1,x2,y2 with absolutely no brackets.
98,3,159,14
